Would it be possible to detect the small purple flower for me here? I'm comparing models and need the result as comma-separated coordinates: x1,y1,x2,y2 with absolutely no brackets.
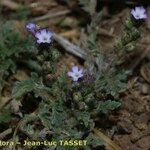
131,6,147,20
67,66,84,82
26,22,36,33
35,29,53,44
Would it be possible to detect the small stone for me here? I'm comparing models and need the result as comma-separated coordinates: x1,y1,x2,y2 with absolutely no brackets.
141,83,150,95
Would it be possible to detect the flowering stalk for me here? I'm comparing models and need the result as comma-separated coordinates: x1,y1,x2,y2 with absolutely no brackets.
115,19,140,53
114,6,147,56
26,23,60,80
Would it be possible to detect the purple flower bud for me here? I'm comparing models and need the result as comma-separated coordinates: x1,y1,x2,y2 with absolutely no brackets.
131,6,147,20
67,66,84,82
26,22,37,34
35,29,53,44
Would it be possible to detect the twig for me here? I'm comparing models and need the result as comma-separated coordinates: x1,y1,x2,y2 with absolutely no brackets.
0,97,12,110
98,28,115,38
93,128,122,150
0,0,20,10
33,10,71,22
0,128,12,139
53,33,87,59
29,1,57,8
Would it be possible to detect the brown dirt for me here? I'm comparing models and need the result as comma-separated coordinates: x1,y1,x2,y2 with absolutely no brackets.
98,9,150,150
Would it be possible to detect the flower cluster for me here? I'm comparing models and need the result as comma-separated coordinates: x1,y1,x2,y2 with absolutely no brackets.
26,23,84,82
131,6,147,20
26,23,53,44
26,6,147,82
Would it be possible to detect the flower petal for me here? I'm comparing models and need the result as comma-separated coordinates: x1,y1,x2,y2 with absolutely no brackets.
78,68,83,74
140,13,147,19
72,66,78,73
47,31,53,37
35,32,41,38
41,29,47,34
67,71,74,77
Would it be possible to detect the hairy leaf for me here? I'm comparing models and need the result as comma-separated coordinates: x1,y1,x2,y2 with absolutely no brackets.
95,70,127,97
97,100,121,113
12,73,50,99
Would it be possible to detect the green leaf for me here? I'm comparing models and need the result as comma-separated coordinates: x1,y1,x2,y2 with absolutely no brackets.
12,73,50,99
95,70,127,97
0,109,12,123
75,111,92,128
0,59,15,71
12,77,36,99
0,21,34,59
86,133,104,148
97,100,121,113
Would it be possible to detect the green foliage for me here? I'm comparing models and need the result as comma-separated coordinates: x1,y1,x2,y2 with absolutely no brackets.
95,70,127,97
17,71,120,149
0,21,37,98
0,109,12,123
12,74,37,99
114,19,141,56
80,11,106,73
0,21,35,74
18,114,39,138
12,73,51,99
97,100,121,114
0,11,136,149
75,111,92,128
0,21,33,58
11,6,29,20
0,59,16,73
85,133,104,148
